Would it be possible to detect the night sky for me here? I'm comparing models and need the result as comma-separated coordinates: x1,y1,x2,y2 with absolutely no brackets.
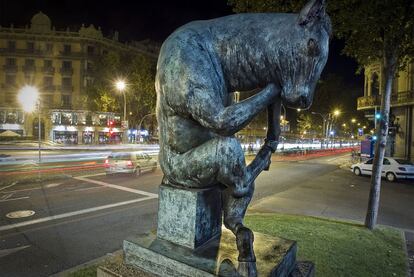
0,0,363,97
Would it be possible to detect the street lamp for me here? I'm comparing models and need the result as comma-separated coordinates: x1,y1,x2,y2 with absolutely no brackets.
18,85,41,164
311,111,328,138
137,113,156,143
115,79,127,143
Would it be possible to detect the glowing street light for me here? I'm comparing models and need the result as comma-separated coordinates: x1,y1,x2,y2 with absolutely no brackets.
18,85,39,113
18,85,41,165
351,118,356,123
333,109,340,116
115,79,127,143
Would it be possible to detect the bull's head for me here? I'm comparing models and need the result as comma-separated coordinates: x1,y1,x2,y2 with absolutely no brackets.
279,0,331,109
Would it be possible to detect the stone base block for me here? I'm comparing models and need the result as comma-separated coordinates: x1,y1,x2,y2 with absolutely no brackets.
124,228,297,277
157,184,222,249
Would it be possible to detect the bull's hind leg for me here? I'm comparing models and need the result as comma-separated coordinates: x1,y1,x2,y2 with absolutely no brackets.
165,136,271,263
217,140,273,263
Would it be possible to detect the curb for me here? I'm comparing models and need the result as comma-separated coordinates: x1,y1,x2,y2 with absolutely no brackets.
50,250,123,277
405,231,414,277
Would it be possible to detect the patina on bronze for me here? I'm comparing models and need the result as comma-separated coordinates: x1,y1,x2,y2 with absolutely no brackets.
155,0,330,275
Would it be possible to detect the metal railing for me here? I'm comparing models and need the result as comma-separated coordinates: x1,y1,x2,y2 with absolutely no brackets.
357,90,414,109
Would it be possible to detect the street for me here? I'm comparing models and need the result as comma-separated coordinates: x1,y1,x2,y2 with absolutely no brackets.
0,152,413,276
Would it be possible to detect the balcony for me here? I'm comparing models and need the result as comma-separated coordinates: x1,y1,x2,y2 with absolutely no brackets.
60,67,74,76
44,85,56,92
60,85,73,93
22,65,36,74
357,90,414,110
3,65,18,73
42,66,55,75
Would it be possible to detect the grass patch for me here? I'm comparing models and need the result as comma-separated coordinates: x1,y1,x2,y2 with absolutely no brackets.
65,213,407,277
66,264,98,277
245,213,407,277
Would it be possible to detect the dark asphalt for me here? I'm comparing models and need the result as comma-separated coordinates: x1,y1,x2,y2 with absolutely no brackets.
0,153,412,276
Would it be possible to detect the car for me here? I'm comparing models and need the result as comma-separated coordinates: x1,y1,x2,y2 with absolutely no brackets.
104,152,157,176
351,157,414,182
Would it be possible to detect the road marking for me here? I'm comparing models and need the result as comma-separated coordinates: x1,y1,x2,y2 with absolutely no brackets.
0,196,156,232
0,245,31,258
45,183,62,188
74,176,158,198
74,187,101,192
0,196,29,203
0,182,18,192
1,193,13,200
326,153,351,162
77,172,106,178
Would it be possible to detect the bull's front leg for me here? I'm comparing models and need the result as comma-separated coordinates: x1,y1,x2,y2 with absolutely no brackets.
189,83,281,137
263,97,282,170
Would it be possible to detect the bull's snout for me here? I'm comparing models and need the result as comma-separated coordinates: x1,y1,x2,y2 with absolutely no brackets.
283,94,312,110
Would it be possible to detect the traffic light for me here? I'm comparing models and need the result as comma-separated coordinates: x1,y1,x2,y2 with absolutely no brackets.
375,113,381,120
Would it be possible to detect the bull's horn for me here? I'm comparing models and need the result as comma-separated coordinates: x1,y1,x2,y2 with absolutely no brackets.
297,0,327,26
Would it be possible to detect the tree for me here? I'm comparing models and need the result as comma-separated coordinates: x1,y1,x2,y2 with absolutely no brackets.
85,51,157,131
330,0,414,230
229,0,414,229
297,113,316,135
127,54,157,131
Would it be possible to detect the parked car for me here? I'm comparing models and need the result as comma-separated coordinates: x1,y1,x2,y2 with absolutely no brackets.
104,152,157,176
351,157,414,182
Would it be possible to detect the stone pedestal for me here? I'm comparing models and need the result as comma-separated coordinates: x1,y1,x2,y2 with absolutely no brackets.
124,228,297,277
122,184,311,276
157,184,222,249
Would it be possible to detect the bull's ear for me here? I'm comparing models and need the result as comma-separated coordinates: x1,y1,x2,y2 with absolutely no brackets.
297,0,327,26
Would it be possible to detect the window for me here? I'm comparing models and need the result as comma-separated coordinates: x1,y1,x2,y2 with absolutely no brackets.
8,41,16,50
25,59,35,66
44,60,52,68
371,73,380,96
61,95,71,107
87,46,94,55
27,42,35,52
85,78,94,87
46,43,53,52
43,95,54,107
63,44,71,54
365,159,373,165
62,61,72,69
383,159,391,165
5,75,16,85
62,77,72,88
43,76,53,87
6,58,16,66
86,62,93,71
25,74,34,84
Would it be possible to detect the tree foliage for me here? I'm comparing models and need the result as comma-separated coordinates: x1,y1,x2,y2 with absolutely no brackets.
228,0,414,229
297,113,317,135
229,0,414,70
85,50,157,130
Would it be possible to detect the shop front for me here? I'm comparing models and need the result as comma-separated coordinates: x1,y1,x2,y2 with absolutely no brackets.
97,128,122,144
53,130,78,144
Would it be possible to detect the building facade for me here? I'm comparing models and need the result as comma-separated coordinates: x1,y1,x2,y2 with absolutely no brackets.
357,61,414,160
0,12,158,144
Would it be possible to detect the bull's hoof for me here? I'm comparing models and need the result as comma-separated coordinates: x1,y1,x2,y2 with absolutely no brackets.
236,226,256,262
238,261,257,277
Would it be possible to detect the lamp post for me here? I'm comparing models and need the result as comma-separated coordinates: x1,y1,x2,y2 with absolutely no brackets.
115,79,127,143
18,85,41,164
138,113,156,143
311,111,328,138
